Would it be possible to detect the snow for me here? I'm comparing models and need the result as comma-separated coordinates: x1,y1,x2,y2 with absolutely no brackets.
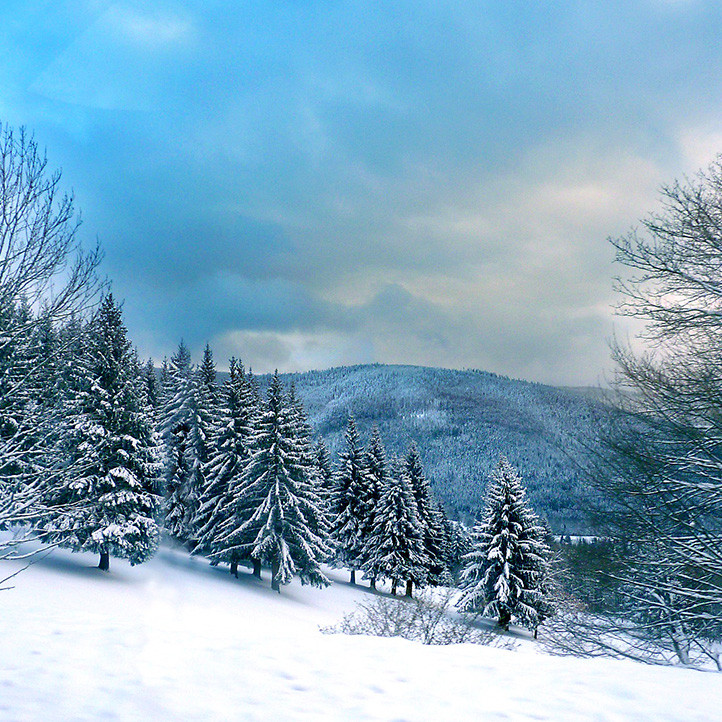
2,545,721,721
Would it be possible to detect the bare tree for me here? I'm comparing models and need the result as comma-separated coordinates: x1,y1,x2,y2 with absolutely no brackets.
0,123,102,561
579,157,722,667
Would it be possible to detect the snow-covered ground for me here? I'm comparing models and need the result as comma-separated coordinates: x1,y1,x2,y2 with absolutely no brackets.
1,545,721,721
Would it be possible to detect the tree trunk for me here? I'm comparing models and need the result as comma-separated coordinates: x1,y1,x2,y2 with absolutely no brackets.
391,579,397,596
498,609,511,631
405,580,413,598
370,576,376,590
252,559,262,578
98,551,110,571
350,568,356,585
230,561,238,578
271,558,280,593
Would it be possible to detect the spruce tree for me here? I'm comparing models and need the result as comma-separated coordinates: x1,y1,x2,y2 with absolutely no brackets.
0,301,40,523
40,295,160,570
361,455,427,596
457,456,552,630
444,518,472,582
287,382,328,537
198,343,220,407
158,357,172,405
222,372,329,591
314,438,334,515
182,349,218,548
142,358,159,410
360,426,387,589
195,358,257,576
405,443,449,590
329,417,367,584
160,341,193,541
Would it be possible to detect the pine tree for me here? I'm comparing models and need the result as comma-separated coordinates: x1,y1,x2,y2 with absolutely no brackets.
360,426,387,589
222,372,329,592
40,295,160,570
246,368,261,406
0,300,40,523
405,443,449,593
181,345,220,548
159,357,172,405
329,417,367,584
444,518,472,582
287,382,328,537
142,358,159,410
181,366,216,548
195,358,257,576
314,438,334,513
457,456,553,631
198,343,220,407
361,455,427,596
160,341,193,541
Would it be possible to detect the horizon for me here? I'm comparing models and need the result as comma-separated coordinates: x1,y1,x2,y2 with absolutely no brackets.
197,359,607,391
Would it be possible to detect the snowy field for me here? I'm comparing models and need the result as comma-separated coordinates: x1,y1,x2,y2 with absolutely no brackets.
1,545,721,721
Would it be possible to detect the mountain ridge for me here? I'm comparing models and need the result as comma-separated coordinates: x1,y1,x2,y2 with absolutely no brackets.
242,363,607,533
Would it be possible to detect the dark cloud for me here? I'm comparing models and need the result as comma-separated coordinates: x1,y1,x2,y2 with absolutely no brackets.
3,1,722,383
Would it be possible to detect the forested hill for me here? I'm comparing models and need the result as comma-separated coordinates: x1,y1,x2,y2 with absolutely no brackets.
254,364,608,533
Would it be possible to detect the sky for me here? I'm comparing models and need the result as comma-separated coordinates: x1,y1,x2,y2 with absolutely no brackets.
2,1,722,385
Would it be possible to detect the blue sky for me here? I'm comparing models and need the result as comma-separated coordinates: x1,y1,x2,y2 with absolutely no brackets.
2,1,721,384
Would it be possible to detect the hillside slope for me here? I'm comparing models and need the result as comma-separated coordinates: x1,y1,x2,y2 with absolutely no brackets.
1,547,719,721
266,364,607,532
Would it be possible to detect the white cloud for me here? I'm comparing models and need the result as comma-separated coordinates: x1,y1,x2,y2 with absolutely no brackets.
105,5,194,47
211,330,372,374
678,127,722,171
30,4,194,111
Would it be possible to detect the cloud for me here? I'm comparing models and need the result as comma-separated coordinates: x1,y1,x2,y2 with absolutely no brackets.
6,1,722,384
106,5,194,46
678,126,722,170
30,3,195,111
210,330,373,374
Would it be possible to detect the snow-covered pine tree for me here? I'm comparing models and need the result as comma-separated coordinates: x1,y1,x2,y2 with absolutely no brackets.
194,358,257,576
142,358,159,410
158,357,172,405
360,426,387,589
457,456,553,631
160,341,193,541
405,443,449,592
328,417,368,584
40,294,160,571
444,518,472,582
0,300,39,524
361,455,427,596
246,368,261,406
314,438,334,512
181,346,219,548
223,372,329,592
198,343,220,407
287,382,328,537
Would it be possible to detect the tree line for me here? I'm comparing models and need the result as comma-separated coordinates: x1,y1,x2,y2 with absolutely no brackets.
1,284,466,595
2,285,554,629
153,335,458,595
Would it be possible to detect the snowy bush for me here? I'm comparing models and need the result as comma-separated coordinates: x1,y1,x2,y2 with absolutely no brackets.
322,589,512,647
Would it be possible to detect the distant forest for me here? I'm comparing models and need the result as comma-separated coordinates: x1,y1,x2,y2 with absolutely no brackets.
246,364,608,533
